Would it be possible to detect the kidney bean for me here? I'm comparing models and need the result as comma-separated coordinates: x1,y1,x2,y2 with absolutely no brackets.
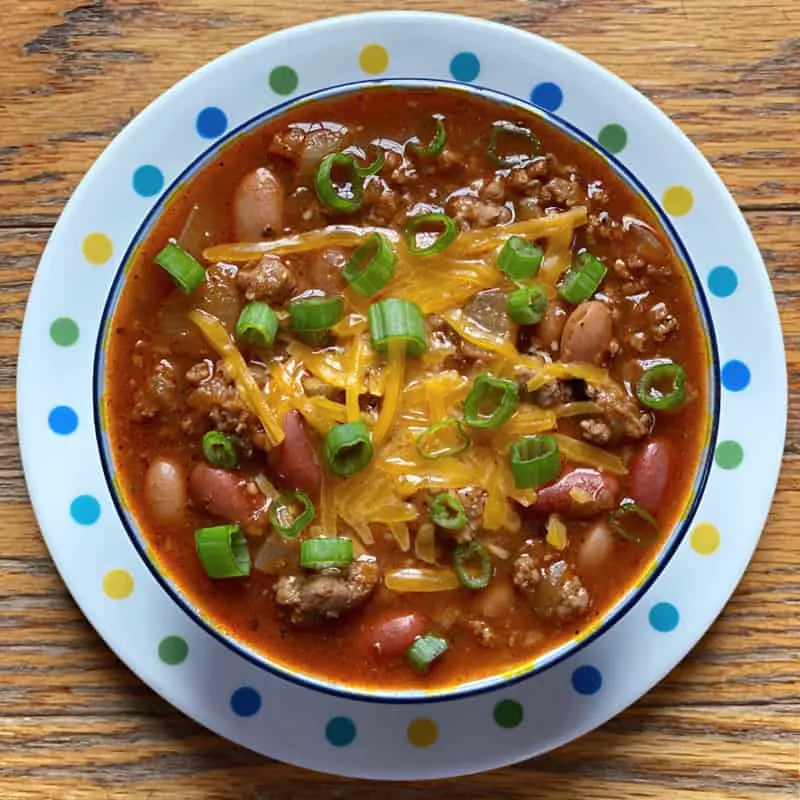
533,468,620,517
144,458,187,525
233,167,284,242
188,463,263,526
358,609,429,658
271,410,322,500
628,438,673,513
578,521,615,575
560,300,613,364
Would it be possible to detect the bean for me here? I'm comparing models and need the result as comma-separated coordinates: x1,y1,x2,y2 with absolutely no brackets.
144,458,187,525
578,521,615,575
358,609,429,658
472,578,515,619
536,301,568,352
188,463,262,525
233,167,284,242
560,300,612,364
271,410,322,500
534,468,619,517
628,438,672,513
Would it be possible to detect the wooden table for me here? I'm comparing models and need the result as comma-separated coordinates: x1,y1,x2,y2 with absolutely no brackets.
2,2,797,797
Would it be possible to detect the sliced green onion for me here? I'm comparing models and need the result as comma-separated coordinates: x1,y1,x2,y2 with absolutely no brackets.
416,417,471,459
407,633,449,673
403,213,458,257
608,502,659,545
507,285,548,325
487,121,541,167
463,374,519,429
453,540,492,590
269,490,315,540
235,302,279,348
343,232,396,296
155,241,205,293
497,236,543,281
201,431,237,469
368,298,427,356
324,420,373,477
410,115,447,158
314,152,364,213
289,295,344,332
430,493,468,531
558,251,608,304
354,147,385,177
194,524,250,579
510,434,560,489
636,363,686,411
300,537,354,569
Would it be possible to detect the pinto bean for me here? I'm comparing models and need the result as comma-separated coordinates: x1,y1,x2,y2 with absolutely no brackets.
472,578,515,619
560,301,613,364
233,167,284,241
536,301,568,352
533,468,619,517
578,521,615,575
270,410,322,500
144,458,187,525
188,463,263,526
358,609,429,658
628,438,672,513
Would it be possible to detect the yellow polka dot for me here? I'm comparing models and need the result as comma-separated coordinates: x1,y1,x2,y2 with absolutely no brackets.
662,185,694,217
690,522,720,555
103,568,134,599
82,232,113,265
359,44,389,75
407,717,438,748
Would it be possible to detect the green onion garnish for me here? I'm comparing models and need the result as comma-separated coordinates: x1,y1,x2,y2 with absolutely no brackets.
235,301,279,348
415,417,471,459
300,537,354,570
507,284,548,325
487,121,541,167
407,633,449,673
636,363,687,411
194,524,251,579
289,295,344,333
430,493,468,531
154,241,205,294
323,420,373,477
497,236,543,281
462,374,519,429
354,147,385,177
453,540,492,590
201,431,237,469
410,115,447,158
314,152,364,213
509,434,560,489
558,251,608,304
403,213,458,257
269,490,315,540
608,502,660,546
343,232,397,297
368,298,427,357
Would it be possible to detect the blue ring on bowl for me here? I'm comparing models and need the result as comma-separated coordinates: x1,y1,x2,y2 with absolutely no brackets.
93,77,720,704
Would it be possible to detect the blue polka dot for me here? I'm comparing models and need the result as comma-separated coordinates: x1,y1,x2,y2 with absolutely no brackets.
196,107,228,139
530,81,564,112
571,665,602,695
132,165,164,198
230,686,261,717
48,406,78,435
721,360,751,392
649,602,680,632
450,52,480,82
325,716,356,747
70,495,100,526
708,265,738,298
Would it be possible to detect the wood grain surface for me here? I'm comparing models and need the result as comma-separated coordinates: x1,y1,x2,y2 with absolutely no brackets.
1,1,798,797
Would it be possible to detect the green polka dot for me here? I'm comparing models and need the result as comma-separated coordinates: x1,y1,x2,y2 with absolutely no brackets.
598,123,628,154
50,317,79,347
715,440,743,470
158,635,188,665
269,65,298,95
493,699,524,729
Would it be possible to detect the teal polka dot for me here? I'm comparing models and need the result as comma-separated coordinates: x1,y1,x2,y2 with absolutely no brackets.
132,165,164,197
158,635,188,665
70,495,100,525
530,81,563,112
48,406,78,435
269,65,298,95
230,686,261,717
649,602,679,632
50,318,79,347
493,699,524,728
721,360,750,392
708,265,738,298
715,440,744,469
325,716,356,746
571,665,602,695
598,123,628,154
450,52,480,82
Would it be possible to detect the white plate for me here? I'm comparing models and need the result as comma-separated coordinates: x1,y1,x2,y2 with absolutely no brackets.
17,11,786,779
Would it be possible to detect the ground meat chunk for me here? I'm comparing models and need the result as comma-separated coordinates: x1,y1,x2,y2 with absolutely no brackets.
585,381,651,440
236,255,294,303
541,176,586,208
363,178,399,225
447,194,511,229
132,358,178,420
647,302,679,342
274,558,379,625
528,380,574,408
411,488,486,543
579,417,613,445
512,552,590,622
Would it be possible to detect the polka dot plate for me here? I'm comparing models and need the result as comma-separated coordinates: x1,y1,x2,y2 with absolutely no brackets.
17,11,787,779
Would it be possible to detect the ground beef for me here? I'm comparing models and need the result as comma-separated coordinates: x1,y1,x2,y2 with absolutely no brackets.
585,211,623,246
236,255,294,304
647,301,679,342
512,552,590,622
585,380,651,440
411,487,486,543
363,178,400,225
132,358,178,420
528,380,574,408
274,558,379,625
541,176,586,208
579,417,613,445
447,194,511,229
